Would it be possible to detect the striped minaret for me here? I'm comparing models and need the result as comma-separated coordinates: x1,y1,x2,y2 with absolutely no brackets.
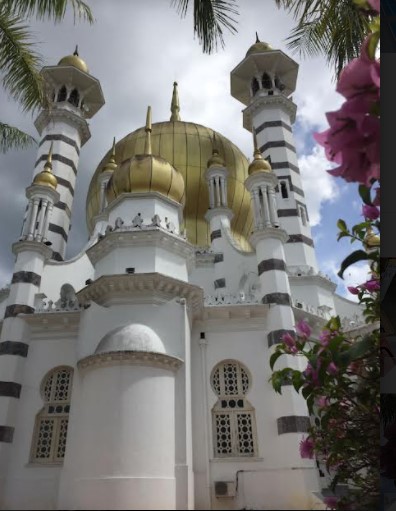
33,47,105,260
245,138,314,475
204,136,233,293
0,154,59,488
231,36,318,272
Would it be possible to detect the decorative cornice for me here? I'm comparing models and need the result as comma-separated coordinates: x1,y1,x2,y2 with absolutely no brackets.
249,228,289,247
12,240,53,259
205,208,234,224
243,95,297,131
203,302,268,321
25,184,60,203
78,350,183,372
289,273,337,292
86,227,194,266
34,108,91,146
245,170,278,192
76,273,204,318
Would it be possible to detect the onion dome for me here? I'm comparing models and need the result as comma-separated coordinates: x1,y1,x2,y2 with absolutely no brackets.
32,143,58,189
102,137,117,173
58,45,89,74
207,134,225,167
246,33,273,57
248,131,272,175
106,106,185,205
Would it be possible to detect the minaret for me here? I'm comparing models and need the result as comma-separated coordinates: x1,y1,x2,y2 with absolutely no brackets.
231,35,318,273
33,46,105,260
245,137,315,479
0,151,58,482
204,135,233,293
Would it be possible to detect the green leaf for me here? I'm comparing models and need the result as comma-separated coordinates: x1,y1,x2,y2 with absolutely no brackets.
337,231,349,241
292,370,304,392
269,350,283,371
358,185,372,205
327,316,341,331
345,335,373,360
270,372,283,394
337,219,348,233
337,250,369,279
0,122,36,153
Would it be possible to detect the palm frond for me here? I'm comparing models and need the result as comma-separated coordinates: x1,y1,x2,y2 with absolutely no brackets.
0,9,44,111
172,0,239,54
0,0,94,24
0,122,37,153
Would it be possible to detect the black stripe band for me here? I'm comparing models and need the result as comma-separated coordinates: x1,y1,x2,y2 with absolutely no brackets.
0,382,21,398
214,278,226,289
255,120,292,134
51,251,64,261
35,153,77,176
210,230,222,242
272,162,300,175
0,426,14,443
267,329,295,348
287,234,314,247
11,271,41,286
214,253,224,263
54,201,72,218
278,209,298,217
277,416,310,435
0,341,29,357
260,140,296,154
48,223,68,242
39,134,80,155
262,293,291,306
258,259,286,275
56,176,74,197
4,304,35,318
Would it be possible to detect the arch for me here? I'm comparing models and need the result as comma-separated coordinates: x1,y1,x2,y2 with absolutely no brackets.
251,77,260,96
57,86,67,102
262,72,272,90
280,181,288,199
30,366,73,463
68,88,80,107
211,360,257,457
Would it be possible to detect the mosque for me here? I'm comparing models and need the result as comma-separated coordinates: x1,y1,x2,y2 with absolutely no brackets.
0,38,366,510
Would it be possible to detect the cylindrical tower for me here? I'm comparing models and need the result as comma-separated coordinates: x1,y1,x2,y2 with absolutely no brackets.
33,47,105,260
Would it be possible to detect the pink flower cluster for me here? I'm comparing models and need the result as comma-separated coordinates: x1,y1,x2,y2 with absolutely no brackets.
299,436,314,459
348,277,380,295
314,38,380,187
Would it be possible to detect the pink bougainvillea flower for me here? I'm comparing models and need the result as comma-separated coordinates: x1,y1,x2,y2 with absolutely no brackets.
282,332,297,354
362,278,380,292
324,496,339,509
327,362,338,375
368,0,380,12
362,204,380,219
347,286,360,295
296,320,311,339
303,361,321,386
319,330,332,346
299,436,314,459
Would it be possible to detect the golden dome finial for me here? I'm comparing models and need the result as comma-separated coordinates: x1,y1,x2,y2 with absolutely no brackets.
32,142,58,189
207,132,225,168
170,82,181,122
58,45,89,73
74,45,79,56
144,106,152,155
103,137,117,173
255,31,260,43
248,130,272,175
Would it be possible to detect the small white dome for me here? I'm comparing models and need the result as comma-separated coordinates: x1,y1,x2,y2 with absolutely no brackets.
95,323,165,355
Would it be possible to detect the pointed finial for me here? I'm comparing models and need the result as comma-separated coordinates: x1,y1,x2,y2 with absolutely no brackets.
74,45,79,56
144,106,152,155
170,82,181,121
248,129,272,175
207,132,225,167
109,137,116,163
32,141,57,188
255,32,260,43
102,137,117,173
253,129,260,155
44,142,53,171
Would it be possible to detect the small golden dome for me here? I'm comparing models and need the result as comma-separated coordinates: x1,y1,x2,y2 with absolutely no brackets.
364,228,380,249
33,144,58,190
207,149,225,168
248,131,272,175
106,107,185,205
58,46,89,74
102,137,117,173
246,34,272,57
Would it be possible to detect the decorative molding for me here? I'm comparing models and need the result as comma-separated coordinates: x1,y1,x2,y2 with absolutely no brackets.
0,381,22,398
78,350,183,372
0,426,14,443
12,241,52,260
258,258,286,275
243,95,297,130
4,304,35,318
210,229,222,242
39,134,80,155
34,107,91,146
0,341,29,357
11,271,41,286
268,329,295,348
205,293,259,306
262,293,291,306
249,228,289,248
277,416,310,434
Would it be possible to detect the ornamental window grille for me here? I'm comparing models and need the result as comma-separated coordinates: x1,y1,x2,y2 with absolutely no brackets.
211,360,257,457
30,366,73,463
57,86,67,102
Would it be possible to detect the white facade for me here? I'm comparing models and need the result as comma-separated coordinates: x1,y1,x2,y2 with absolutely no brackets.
0,43,364,510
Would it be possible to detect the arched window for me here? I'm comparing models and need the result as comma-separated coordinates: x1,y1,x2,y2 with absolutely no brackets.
262,72,272,90
68,88,80,107
30,366,73,463
280,181,288,199
299,206,307,226
211,360,257,457
274,75,285,92
57,86,67,102
251,77,259,96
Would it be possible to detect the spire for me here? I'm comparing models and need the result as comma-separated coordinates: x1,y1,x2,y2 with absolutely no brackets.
44,142,53,171
32,142,58,189
170,82,181,121
248,129,272,175
144,106,152,155
255,31,260,43
103,137,117,173
74,45,79,56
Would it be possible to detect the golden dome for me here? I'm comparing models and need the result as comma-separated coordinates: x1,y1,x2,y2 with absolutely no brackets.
248,149,272,175
33,145,58,190
246,34,272,57
86,122,253,250
58,46,89,74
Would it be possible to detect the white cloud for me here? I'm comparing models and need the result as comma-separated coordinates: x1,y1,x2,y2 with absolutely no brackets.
298,146,339,226
322,259,371,302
